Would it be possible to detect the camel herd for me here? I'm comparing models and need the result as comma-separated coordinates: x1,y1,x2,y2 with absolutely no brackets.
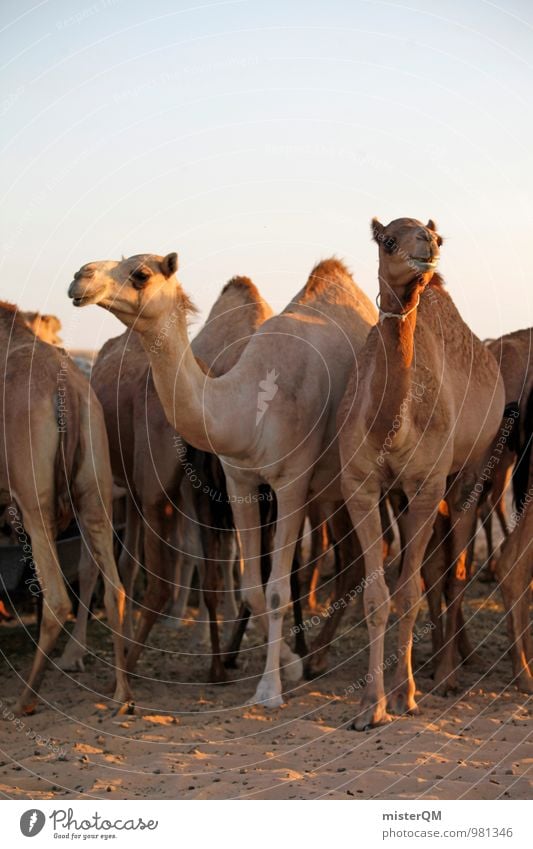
1,217,531,730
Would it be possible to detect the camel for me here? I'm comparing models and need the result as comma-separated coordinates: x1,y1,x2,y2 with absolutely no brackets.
338,217,505,729
479,328,533,573
406,328,531,667
22,311,62,346
68,252,377,706
60,276,273,683
496,383,532,693
0,302,130,714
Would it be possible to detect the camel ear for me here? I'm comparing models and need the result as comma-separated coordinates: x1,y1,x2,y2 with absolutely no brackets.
161,252,178,278
427,219,443,245
371,217,385,243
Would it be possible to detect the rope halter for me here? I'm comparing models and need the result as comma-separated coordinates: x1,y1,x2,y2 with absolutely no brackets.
376,292,421,324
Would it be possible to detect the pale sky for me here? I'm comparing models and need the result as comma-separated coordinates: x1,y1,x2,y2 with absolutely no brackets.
1,0,532,350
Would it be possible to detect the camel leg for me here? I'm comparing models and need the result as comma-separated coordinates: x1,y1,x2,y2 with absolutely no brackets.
388,486,443,717
216,478,275,684
290,535,308,658
495,498,509,538
193,562,210,643
125,510,173,674
73,491,132,707
477,499,497,583
198,534,227,684
15,516,72,715
421,512,448,668
495,507,533,693
380,496,395,560
117,499,141,646
305,539,347,679
307,519,329,611
434,500,478,696
251,487,308,708
169,516,210,640
223,602,251,667
306,505,362,679
58,544,98,671
165,510,195,626
166,552,195,624
342,481,392,730
221,533,239,642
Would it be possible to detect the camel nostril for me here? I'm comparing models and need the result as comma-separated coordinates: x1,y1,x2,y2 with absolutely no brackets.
75,267,95,280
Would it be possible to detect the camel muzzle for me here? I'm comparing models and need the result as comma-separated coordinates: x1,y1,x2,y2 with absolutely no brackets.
68,279,106,307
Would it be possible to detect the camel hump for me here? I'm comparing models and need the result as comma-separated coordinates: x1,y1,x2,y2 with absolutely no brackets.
305,258,353,295
222,275,261,301
293,257,377,324
219,275,273,321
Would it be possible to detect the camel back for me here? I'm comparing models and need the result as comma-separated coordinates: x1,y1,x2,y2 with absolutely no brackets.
0,303,82,532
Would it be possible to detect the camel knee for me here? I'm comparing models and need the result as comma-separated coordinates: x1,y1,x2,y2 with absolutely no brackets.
43,595,72,630
363,585,390,628
266,581,291,620
242,584,265,615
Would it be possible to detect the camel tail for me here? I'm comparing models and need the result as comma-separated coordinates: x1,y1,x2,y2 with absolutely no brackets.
512,389,533,514
54,376,81,529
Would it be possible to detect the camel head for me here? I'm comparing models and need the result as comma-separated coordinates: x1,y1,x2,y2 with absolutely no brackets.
67,252,188,331
371,217,443,293
23,312,63,345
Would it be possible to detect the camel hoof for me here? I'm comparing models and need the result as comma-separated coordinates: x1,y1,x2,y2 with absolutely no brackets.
208,664,228,684
247,680,285,709
461,649,482,668
57,654,85,673
516,673,533,694
112,700,136,717
303,656,328,681
433,668,460,696
477,564,497,584
350,701,392,731
281,651,303,683
162,616,187,630
13,701,38,717
388,692,420,717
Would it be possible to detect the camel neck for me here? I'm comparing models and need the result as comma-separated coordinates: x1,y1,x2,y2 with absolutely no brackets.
369,278,420,446
139,307,229,454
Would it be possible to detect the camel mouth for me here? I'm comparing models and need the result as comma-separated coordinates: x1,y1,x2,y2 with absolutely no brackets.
69,285,107,307
410,256,438,271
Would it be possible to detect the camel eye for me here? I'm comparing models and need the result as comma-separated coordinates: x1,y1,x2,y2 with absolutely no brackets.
384,237,397,254
131,268,150,289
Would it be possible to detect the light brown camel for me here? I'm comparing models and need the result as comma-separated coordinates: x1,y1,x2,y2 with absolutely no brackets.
22,311,62,346
68,253,377,706
479,328,533,574
338,217,505,729
0,302,130,714
422,328,532,658
412,329,532,671
496,382,532,693
60,276,273,683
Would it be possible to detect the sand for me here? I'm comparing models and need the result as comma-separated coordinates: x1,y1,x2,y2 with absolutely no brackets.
1,558,531,800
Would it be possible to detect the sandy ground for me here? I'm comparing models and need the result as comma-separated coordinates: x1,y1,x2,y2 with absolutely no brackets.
0,529,531,801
